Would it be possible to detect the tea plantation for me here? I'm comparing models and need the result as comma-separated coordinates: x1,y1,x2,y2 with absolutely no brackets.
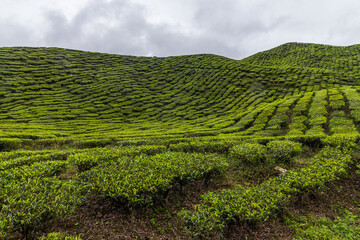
2,42,360,239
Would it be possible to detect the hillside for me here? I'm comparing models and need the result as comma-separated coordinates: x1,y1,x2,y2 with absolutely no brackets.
0,43,360,143
2,43,360,239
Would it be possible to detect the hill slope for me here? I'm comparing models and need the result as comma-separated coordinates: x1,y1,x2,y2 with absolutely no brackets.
3,43,360,239
0,42,359,142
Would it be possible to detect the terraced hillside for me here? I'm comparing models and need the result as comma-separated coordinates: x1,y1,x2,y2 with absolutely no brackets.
3,42,360,239
0,42,358,144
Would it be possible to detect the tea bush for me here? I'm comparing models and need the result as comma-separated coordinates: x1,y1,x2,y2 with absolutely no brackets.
180,145,352,238
82,152,228,206
230,143,267,164
38,232,83,240
266,140,302,162
0,161,86,238
293,211,360,240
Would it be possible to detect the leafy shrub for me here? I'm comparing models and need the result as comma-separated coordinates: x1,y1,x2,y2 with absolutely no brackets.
82,152,228,206
0,138,22,151
322,134,359,149
38,232,83,240
169,141,229,154
180,146,353,238
266,140,302,162
0,161,86,238
180,176,290,238
286,135,323,148
0,152,68,171
293,211,360,240
0,177,85,238
286,147,351,191
69,145,166,172
230,143,267,164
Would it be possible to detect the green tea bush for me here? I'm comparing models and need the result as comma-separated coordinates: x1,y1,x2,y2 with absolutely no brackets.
266,140,302,162
181,176,290,238
38,232,83,240
230,143,267,164
69,145,166,172
293,211,360,240
343,87,360,123
306,89,327,135
0,178,84,237
0,177,85,238
0,161,86,238
0,138,22,151
0,150,50,161
181,146,352,238
323,134,359,149
266,96,298,131
83,152,228,206
169,141,229,154
0,152,68,171
286,147,351,192
287,116,307,135
286,135,323,148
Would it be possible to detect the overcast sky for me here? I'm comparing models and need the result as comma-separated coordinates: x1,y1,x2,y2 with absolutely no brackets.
1,0,360,59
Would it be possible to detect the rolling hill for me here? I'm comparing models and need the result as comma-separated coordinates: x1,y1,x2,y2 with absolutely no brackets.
2,42,360,239
0,42,359,144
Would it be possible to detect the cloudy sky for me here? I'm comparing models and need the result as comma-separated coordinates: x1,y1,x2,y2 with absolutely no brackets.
1,0,360,59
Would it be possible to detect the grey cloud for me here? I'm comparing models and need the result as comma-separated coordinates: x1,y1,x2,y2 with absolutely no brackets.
44,0,150,55
191,0,290,58
146,24,242,57
0,20,38,46
42,0,242,58
3,0,360,60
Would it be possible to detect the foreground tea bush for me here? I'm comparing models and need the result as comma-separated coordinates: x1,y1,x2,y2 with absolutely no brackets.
69,145,167,172
82,152,228,206
230,143,267,164
0,178,84,238
38,232,83,240
0,138,22,151
0,161,85,238
180,145,352,238
292,211,360,240
266,140,302,162
322,134,359,149
230,140,302,165
0,151,69,171
169,141,229,154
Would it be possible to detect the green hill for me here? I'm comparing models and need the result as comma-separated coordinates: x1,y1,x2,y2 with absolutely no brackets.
2,43,360,239
0,42,360,143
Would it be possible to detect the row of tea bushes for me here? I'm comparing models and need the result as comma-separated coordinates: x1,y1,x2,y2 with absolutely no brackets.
306,89,327,135
168,141,230,154
38,232,83,240
82,152,228,206
0,151,69,171
180,143,353,238
266,95,299,131
69,145,167,172
328,88,345,110
329,110,358,135
343,87,360,123
0,160,85,239
287,92,313,135
230,140,302,164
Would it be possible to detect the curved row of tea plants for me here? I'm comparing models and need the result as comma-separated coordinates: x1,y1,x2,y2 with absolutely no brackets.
180,139,354,238
82,151,228,206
